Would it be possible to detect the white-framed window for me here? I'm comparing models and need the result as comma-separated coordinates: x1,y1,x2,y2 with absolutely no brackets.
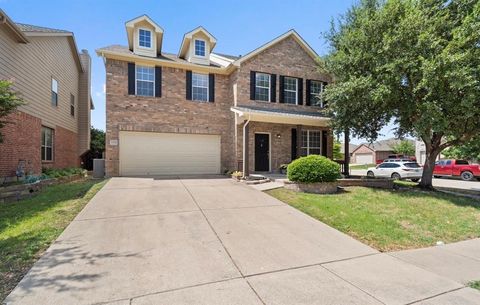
138,28,152,48
284,77,297,104
41,126,53,161
70,94,75,117
192,72,209,102
51,78,58,106
135,65,155,96
301,130,321,156
255,73,270,102
310,80,325,107
194,39,206,57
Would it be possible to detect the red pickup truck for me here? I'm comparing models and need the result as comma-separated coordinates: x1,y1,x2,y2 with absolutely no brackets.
434,159,480,181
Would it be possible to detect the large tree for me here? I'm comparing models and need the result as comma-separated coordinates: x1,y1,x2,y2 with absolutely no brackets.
323,0,480,189
0,80,25,143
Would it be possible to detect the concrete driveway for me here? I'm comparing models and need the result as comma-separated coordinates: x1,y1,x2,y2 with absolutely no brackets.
5,177,480,305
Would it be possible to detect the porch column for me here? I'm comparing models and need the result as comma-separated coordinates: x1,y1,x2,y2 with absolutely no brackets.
243,120,250,177
296,125,302,158
344,128,350,177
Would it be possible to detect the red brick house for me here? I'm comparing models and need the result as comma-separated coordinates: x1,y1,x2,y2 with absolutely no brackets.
0,10,93,180
97,15,332,177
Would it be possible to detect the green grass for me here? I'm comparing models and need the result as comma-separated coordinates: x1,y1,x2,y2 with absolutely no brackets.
469,280,480,290
0,179,108,301
350,163,377,170
266,187,480,252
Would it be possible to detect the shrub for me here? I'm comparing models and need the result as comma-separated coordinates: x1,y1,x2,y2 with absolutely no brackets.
287,155,341,183
42,167,85,178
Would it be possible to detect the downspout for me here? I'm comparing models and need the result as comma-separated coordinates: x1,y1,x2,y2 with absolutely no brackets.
242,116,250,178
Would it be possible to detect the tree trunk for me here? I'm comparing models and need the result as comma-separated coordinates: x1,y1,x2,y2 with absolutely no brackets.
419,137,442,190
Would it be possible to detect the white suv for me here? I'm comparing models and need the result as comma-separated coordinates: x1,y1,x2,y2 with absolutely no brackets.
367,162,423,181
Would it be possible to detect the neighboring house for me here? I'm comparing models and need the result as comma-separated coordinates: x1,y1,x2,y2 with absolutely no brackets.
97,15,333,177
340,142,358,159
415,140,442,165
351,138,415,164
0,10,93,180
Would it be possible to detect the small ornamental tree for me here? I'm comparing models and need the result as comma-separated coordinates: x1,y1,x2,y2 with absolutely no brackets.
0,80,25,142
442,136,480,161
323,0,480,189
392,140,415,156
287,155,341,183
333,141,344,159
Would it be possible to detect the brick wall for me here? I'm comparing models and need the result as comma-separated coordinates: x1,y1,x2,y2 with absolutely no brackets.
0,111,80,179
105,59,235,176
0,111,42,178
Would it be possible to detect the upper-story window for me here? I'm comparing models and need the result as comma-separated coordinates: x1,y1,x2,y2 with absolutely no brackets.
255,73,270,102
284,77,297,104
301,130,321,156
310,80,325,107
194,39,206,57
136,66,155,96
70,94,75,117
138,29,152,48
51,78,58,106
192,72,209,102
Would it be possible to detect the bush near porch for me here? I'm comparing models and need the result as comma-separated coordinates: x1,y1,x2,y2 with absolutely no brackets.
267,187,480,252
287,155,341,183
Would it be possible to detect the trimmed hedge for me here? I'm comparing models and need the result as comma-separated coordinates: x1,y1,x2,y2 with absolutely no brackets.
287,155,341,183
42,167,85,178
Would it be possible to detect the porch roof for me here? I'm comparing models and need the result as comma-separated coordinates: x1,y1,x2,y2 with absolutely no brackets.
231,105,330,127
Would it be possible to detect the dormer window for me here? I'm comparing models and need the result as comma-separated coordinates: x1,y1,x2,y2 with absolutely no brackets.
194,39,206,57
138,29,152,48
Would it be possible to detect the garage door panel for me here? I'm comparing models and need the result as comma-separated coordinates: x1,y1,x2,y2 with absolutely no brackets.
355,153,374,164
119,131,221,176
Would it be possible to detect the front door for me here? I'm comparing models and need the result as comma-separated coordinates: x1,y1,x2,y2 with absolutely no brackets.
255,133,270,172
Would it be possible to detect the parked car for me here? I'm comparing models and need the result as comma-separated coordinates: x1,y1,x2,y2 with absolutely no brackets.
376,155,416,164
367,162,423,181
433,159,480,181
383,158,412,163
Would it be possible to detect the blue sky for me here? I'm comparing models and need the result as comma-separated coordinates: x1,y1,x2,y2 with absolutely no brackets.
1,0,397,144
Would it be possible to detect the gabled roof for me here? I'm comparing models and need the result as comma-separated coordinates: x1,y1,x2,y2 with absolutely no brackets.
233,29,319,66
178,26,217,58
351,138,415,154
0,9,83,72
125,14,164,53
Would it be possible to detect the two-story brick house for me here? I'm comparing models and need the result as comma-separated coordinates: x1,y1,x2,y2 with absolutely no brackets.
97,15,332,177
0,10,93,180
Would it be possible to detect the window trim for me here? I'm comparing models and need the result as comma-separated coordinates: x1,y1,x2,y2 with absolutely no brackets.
191,72,209,102
41,126,54,162
137,28,153,49
193,39,207,58
301,130,322,156
70,94,75,117
255,72,271,102
51,78,58,107
283,77,298,105
135,65,155,97
309,80,325,108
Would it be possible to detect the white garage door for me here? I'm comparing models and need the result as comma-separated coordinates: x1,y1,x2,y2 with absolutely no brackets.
119,131,221,176
355,153,374,164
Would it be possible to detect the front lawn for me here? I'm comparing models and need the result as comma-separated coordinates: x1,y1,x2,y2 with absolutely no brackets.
267,187,480,252
0,179,107,301
350,163,376,170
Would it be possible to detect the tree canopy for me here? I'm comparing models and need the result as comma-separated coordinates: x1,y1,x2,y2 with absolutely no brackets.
442,136,480,161
392,140,415,156
323,0,480,188
0,80,25,143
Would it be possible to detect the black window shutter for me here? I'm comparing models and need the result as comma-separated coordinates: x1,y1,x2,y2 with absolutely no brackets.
127,63,135,95
209,73,215,102
305,79,311,106
322,130,328,156
250,71,256,100
155,66,162,97
279,76,285,103
297,78,303,105
270,74,276,102
291,128,297,160
186,70,192,100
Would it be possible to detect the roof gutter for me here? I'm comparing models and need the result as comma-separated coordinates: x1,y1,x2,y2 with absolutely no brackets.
0,9,29,43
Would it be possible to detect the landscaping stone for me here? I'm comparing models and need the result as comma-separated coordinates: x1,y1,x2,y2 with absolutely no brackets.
284,180,338,194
